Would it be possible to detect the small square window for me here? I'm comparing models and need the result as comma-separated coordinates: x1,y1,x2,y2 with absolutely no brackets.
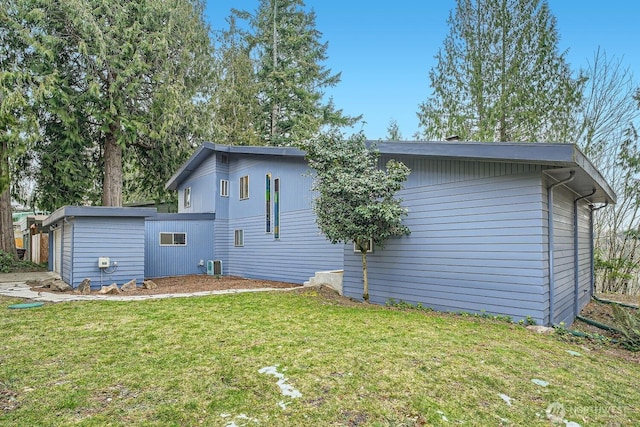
160,233,173,245
234,229,244,247
220,179,229,197
183,187,191,208
353,239,373,253
240,175,249,200
220,154,229,164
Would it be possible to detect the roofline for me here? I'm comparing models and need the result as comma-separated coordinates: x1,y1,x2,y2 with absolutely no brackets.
165,143,305,190
147,213,216,221
43,206,158,227
165,141,616,203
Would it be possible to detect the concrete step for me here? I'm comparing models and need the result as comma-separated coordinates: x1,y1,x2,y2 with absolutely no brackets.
303,270,343,295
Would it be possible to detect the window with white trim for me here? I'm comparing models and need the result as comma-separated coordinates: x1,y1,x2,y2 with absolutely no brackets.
353,238,373,253
183,187,191,208
234,229,244,247
160,232,187,246
240,175,249,200
220,179,229,197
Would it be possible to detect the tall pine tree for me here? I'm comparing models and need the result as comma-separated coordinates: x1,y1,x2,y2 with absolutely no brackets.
418,0,583,142
0,0,55,256
210,16,262,146
230,0,359,146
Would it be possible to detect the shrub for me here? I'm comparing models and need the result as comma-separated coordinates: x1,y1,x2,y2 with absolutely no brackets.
0,250,14,273
611,304,640,351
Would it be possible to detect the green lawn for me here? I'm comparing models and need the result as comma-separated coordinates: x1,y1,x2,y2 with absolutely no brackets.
1,289,638,426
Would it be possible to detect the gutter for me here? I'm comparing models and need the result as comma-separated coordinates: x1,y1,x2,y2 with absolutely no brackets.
547,170,575,326
574,188,596,319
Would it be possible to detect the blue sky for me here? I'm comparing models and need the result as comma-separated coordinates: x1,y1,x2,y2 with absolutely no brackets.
205,1,640,140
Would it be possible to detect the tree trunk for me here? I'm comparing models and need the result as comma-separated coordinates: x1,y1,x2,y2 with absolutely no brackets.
102,127,123,206
0,187,17,259
0,137,17,258
361,250,369,302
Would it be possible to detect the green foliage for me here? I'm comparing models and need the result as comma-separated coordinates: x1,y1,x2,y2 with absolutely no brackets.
305,130,410,301
305,130,411,250
611,304,640,351
210,16,262,146
15,0,215,208
225,0,360,146
386,298,433,313
418,0,583,142
0,250,13,273
0,250,45,273
385,119,403,141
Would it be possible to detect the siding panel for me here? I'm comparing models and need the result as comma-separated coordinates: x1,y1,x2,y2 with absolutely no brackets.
552,187,576,325
70,217,146,289
145,218,215,278
343,168,548,324
227,209,342,283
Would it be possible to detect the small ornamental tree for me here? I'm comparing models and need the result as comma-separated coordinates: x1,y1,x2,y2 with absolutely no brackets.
304,131,411,302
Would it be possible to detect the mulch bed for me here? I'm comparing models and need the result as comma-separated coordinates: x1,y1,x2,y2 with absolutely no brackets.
31,275,301,296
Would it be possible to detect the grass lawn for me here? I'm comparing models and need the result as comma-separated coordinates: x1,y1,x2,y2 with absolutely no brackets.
1,288,639,426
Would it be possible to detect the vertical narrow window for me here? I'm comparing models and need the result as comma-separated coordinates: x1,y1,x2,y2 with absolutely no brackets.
274,178,280,239
184,187,191,208
265,173,271,232
220,179,229,197
234,229,244,247
240,175,249,200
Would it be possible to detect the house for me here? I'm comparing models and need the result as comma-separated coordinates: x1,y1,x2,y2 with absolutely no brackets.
165,141,615,326
45,141,615,326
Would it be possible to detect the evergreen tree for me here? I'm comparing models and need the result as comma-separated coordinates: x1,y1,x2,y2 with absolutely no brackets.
0,0,55,256
418,0,583,142
304,131,411,302
385,119,403,141
233,0,359,146
210,16,262,146
22,0,214,208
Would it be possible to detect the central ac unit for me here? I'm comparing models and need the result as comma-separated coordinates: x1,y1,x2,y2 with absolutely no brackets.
207,260,223,276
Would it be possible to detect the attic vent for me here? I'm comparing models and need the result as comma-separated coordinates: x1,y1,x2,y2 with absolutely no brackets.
207,260,223,276
220,154,229,164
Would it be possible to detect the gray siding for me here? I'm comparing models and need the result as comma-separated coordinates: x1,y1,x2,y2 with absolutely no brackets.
70,217,146,289
382,155,543,188
227,209,342,284
551,187,576,325
145,219,215,278
214,218,229,275
178,153,218,213
62,222,73,284
343,168,549,324
577,200,592,310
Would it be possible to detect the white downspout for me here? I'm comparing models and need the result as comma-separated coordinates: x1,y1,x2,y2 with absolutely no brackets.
547,170,575,326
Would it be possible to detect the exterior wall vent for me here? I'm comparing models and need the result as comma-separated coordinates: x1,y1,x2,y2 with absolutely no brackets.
207,260,223,276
